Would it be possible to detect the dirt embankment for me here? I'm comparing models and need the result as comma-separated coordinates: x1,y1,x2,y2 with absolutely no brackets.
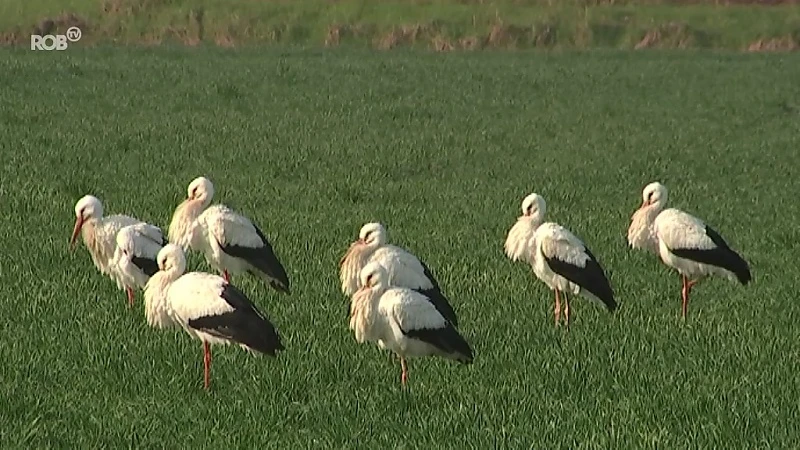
4,0,800,52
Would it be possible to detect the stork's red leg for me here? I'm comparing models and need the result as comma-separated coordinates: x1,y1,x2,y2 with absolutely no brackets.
203,341,211,390
126,287,134,307
222,270,230,283
564,293,571,330
681,277,699,319
400,356,409,387
681,276,690,319
554,290,561,326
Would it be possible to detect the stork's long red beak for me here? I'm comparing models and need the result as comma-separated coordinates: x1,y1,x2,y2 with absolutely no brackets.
69,216,84,249
640,199,649,209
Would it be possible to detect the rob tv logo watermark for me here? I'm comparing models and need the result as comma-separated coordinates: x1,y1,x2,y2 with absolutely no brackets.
31,26,82,51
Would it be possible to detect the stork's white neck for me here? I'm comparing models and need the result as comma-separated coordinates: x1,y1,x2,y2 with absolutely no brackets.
340,242,377,296
627,205,661,254
349,287,383,344
144,270,181,328
168,199,206,249
504,215,541,263
80,218,115,274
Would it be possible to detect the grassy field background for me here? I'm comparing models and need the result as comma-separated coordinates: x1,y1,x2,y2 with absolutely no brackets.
1,48,800,447
2,0,800,50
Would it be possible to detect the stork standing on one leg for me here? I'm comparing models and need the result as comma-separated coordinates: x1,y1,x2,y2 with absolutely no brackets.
167,176,291,294
349,262,473,387
145,244,284,390
627,181,752,319
505,193,617,327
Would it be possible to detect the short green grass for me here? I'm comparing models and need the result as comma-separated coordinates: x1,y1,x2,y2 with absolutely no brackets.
1,48,799,448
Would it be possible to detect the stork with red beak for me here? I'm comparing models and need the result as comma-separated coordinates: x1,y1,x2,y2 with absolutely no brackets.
147,244,285,390
167,176,291,293
505,193,617,327
349,262,473,387
70,194,155,304
627,181,752,319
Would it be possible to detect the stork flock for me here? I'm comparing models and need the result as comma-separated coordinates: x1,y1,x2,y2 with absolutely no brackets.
69,177,752,390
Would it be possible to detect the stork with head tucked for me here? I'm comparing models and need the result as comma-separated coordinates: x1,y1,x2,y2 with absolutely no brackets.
505,193,617,327
340,222,458,328
69,194,155,305
504,193,546,265
627,181,752,319
111,223,166,307
167,176,291,294
148,244,284,390
349,262,473,387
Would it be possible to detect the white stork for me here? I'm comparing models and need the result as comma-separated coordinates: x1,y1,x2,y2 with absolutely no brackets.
504,193,545,265
69,194,160,305
146,244,284,390
167,176,291,294
627,181,752,319
111,223,166,307
504,193,617,327
349,261,473,387
339,222,458,328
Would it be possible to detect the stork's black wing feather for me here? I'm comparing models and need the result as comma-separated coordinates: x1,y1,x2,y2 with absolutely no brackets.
414,287,459,328
543,248,616,312
188,284,284,356
402,324,473,364
218,224,291,294
670,225,751,284
131,256,159,277
418,260,442,291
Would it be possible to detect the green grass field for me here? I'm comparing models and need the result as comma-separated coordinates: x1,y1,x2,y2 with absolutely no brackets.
1,48,799,448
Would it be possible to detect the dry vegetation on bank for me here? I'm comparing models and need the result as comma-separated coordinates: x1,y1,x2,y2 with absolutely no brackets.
1,0,799,51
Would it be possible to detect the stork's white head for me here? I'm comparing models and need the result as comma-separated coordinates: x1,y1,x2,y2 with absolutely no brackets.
641,182,668,210
115,226,136,258
156,243,187,276
358,222,387,248
187,176,214,207
521,193,546,220
70,195,104,248
359,261,389,292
